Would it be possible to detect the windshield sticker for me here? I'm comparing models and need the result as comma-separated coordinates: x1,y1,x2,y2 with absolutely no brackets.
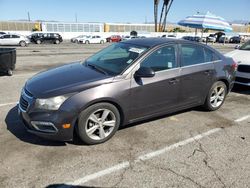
129,47,145,54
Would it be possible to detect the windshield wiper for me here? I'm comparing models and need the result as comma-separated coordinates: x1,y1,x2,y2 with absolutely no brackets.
86,63,108,75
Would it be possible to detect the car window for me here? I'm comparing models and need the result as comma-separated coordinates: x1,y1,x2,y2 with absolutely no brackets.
85,43,148,75
181,44,206,66
12,35,20,38
3,35,11,39
204,48,214,62
240,40,250,51
141,45,177,72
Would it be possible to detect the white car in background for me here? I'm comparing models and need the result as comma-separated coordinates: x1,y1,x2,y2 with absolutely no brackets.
225,40,250,86
79,35,106,44
71,35,90,43
0,34,30,47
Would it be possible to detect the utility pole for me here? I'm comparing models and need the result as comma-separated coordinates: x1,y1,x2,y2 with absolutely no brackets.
27,12,30,21
75,13,77,23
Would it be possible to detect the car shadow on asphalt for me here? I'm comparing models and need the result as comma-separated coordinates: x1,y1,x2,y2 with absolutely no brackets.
46,184,94,188
5,105,66,146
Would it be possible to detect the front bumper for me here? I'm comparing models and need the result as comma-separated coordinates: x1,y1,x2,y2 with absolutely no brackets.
235,71,250,86
18,107,76,141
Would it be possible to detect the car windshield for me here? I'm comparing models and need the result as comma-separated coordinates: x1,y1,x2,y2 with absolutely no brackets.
239,41,250,51
84,42,148,75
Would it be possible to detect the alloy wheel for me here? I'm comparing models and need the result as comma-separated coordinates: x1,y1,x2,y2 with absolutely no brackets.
210,85,226,108
85,109,116,140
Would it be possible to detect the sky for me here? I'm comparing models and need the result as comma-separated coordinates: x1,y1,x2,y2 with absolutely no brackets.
0,0,249,23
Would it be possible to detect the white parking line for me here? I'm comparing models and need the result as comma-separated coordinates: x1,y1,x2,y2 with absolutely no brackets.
67,128,221,186
65,114,250,186
234,115,250,122
0,102,18,107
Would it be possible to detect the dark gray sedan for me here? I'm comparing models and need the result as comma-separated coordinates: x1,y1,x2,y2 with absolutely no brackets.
19,38,236,144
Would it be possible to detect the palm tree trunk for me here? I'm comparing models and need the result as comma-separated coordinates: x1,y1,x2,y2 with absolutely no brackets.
162,0,173,31
158,1,166,32
154,0,159,32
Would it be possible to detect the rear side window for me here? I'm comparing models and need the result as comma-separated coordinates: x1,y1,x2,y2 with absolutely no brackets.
204,48,221,62
141,45,177,72
180,44,205,66
12,35,20,38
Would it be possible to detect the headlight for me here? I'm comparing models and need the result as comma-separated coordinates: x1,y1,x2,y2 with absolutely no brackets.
35,96,69,110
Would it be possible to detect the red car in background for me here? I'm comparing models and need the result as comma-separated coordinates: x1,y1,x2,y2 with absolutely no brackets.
106,35,122,42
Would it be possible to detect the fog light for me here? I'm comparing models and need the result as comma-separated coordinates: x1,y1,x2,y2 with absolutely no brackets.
30,121,57,133
62,124,71,129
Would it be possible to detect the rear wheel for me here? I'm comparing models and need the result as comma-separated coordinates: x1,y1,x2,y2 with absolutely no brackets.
85,40,90,44
100,40,104,44
203,81,227,111
77,103,120,145
55,39,60,44
19,41,26,47
36,40,41,44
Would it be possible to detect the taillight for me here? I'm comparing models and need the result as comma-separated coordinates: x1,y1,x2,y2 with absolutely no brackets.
231,60,238,71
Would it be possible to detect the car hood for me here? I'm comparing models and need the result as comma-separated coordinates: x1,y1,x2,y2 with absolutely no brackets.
25,62,113,98
225,50,250,65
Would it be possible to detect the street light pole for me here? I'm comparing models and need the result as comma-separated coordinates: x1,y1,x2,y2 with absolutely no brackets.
27,12,30,22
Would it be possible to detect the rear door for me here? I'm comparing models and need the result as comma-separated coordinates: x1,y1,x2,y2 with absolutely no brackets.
179,43,215,106
129,44,181,120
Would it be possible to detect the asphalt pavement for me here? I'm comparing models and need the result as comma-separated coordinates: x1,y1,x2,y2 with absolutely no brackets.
0,42,249,188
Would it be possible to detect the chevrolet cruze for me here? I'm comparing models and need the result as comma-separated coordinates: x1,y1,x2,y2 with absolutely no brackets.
19,38,236,144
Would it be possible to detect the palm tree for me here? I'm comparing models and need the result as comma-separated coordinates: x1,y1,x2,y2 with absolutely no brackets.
154,0,160,32
154,0,174,32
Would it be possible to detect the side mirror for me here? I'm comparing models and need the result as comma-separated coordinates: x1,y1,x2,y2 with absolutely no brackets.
235,45,240,49
134,67,155,78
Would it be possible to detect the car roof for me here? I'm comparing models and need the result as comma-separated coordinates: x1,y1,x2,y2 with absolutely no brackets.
121,37,181,48
121,37,223,56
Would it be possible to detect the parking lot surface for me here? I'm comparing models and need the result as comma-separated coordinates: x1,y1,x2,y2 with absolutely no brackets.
0,42,250,188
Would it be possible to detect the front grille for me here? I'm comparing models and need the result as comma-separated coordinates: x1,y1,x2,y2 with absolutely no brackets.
24,88,33,98
238,65,250,73
19,96,29,111
235,77,250,83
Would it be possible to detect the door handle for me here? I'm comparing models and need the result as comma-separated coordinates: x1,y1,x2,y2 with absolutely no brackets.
169,78,179,84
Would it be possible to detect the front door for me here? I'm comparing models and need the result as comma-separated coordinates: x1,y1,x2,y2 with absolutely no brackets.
129,44,181,120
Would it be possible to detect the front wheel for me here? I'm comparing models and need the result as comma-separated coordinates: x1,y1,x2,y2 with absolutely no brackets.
77,103,120,145
100,40,104,44
55,39,60,44
203,81,227,111
85,40,90,44
19,41,26,47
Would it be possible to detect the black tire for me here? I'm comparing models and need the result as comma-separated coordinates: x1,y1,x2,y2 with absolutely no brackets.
100,40,104,44
85,40,90,44
77,103,120,145
19,41,26,47
203,81,227,111
36,40,41,44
